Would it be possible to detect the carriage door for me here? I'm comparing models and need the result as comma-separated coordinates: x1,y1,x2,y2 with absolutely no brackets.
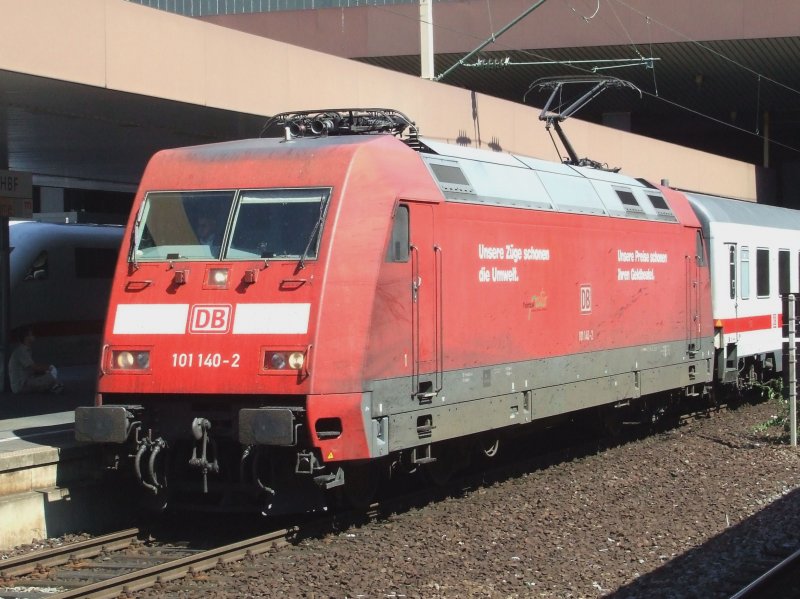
719,242,741,380
686,231,703,356
406,201,441,401
724,243,740,342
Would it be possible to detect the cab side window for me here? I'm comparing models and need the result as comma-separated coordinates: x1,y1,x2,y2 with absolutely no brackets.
24,251,48,281
386,205,409,263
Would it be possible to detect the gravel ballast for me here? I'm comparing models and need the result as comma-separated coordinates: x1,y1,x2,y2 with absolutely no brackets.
12,398,800,598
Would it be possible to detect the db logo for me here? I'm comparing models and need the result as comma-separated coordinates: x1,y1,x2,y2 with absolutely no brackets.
580,285,592,314
189,304,232,333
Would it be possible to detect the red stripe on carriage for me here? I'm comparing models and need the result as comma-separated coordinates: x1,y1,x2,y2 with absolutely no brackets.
716,314,781,334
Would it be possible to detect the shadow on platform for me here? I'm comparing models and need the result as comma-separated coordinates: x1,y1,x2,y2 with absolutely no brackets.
0,365,96,421
607,485,800,598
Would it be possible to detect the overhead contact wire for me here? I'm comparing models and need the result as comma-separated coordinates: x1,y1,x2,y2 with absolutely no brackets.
370,0,800,155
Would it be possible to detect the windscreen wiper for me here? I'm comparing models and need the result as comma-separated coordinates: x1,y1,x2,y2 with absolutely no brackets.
297,205,326,272
129,206,146,270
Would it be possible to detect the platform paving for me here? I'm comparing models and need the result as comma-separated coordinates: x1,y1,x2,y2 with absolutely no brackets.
0,365,95,452
0,366,133,550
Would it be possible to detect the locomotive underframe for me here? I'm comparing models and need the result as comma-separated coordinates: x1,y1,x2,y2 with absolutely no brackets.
713,323,782,388
77,394,337,512
367,337,714,453
77,335,714,511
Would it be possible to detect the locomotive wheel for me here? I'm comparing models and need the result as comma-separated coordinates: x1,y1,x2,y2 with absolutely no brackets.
338,460,381,510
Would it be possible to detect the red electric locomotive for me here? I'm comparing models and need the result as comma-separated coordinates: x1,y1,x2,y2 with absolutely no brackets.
76,109,714,512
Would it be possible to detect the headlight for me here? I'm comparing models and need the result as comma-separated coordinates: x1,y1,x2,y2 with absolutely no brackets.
204,267,230,289
288,352,305,370
111,350,150,371
270,352,287,370
211,268,228,285
264,350,306,371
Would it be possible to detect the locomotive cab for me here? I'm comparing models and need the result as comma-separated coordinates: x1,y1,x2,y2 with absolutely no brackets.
76,112,444,512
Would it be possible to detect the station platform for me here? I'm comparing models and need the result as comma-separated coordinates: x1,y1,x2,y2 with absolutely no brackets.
0,366,132,550
0,365,96,453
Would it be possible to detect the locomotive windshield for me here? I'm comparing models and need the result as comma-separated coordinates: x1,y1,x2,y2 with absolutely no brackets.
133,188,330,262
227,189,329,260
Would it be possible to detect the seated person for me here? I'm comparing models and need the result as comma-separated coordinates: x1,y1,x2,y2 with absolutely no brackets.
193,215,222,258
9,328,63,394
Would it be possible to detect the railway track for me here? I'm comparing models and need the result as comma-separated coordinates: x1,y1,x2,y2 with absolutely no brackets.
0,526,294,599
728,545,800,599
0,395,773,599
0,425,599,599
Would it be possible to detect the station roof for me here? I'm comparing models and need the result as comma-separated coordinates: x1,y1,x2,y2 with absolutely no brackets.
201,0,800,169
0,0,770,204
0,69,263,191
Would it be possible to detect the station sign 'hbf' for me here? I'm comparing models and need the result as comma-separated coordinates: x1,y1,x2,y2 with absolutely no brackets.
0,170,33,218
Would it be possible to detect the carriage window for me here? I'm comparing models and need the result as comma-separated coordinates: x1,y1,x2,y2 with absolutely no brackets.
779,249,790,295
740,247,750,300
728,245,736,300
756,248,770,297
24,251,48,281
386,205,409,263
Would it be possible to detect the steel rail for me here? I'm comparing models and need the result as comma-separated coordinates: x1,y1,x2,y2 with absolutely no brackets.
0,528,140,579
2,393,751,598
49,527,294,599
729,545,800,599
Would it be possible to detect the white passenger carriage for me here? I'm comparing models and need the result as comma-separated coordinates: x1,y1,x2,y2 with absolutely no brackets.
687,193,800,384
9,221,123,365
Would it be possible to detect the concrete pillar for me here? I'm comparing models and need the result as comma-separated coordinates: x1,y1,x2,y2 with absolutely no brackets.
420,0,435,80
0,104,7,170
0,106,8,391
